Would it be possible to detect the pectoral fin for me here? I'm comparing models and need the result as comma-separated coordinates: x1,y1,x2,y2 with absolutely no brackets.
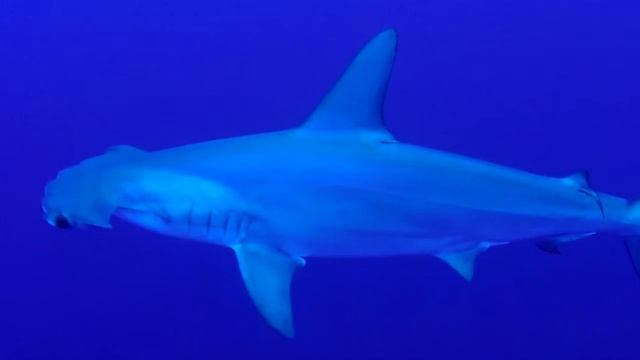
233,243,305,337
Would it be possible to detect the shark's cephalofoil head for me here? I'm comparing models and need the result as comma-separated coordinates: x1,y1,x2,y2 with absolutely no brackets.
42,146,144,230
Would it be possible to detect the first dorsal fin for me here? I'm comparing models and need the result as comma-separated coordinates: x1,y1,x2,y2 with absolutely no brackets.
301,29,398,142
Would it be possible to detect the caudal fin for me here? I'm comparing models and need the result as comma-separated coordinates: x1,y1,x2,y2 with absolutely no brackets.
623,201,640,278
625,237,640,278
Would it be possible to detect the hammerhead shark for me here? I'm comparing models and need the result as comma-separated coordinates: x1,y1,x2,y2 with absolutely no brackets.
42,29,640,337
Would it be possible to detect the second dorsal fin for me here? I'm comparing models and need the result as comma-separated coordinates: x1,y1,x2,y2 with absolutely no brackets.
562,171,604,218
563,171,591,188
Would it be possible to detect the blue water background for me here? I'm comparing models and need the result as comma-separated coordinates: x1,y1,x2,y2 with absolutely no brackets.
2,0,640,358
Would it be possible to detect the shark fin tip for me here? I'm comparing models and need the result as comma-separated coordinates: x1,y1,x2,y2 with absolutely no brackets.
437,247,484,282
234,243,304,337
301,29,398,142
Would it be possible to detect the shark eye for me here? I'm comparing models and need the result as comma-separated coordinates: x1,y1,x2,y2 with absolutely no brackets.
55,214,71,229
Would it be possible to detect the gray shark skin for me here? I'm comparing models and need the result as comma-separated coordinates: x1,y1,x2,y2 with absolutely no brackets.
42,30,640,337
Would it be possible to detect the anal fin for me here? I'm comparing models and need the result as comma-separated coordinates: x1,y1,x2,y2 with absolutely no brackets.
233,243,305,337
536,240,561,255
535,232,596,255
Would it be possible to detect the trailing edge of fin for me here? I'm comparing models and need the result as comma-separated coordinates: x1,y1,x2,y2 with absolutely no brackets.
437,246,487,281
233,243,305,338
301,29,397,142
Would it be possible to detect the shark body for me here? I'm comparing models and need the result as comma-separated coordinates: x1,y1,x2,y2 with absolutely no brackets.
42,30,640,337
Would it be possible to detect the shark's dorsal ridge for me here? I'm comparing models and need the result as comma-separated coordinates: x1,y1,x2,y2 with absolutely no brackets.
302,29,397,142
105,145,145,156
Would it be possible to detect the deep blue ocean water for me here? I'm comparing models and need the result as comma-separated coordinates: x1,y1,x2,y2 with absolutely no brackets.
2,0,640,359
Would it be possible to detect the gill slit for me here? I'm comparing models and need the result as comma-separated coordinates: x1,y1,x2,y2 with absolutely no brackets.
206,209,213,237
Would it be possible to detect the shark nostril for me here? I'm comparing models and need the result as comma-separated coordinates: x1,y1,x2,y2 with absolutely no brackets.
55,215,71,229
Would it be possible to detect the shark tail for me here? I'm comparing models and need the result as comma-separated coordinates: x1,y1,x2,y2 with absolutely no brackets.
625,238,640,278
624,201,640,278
